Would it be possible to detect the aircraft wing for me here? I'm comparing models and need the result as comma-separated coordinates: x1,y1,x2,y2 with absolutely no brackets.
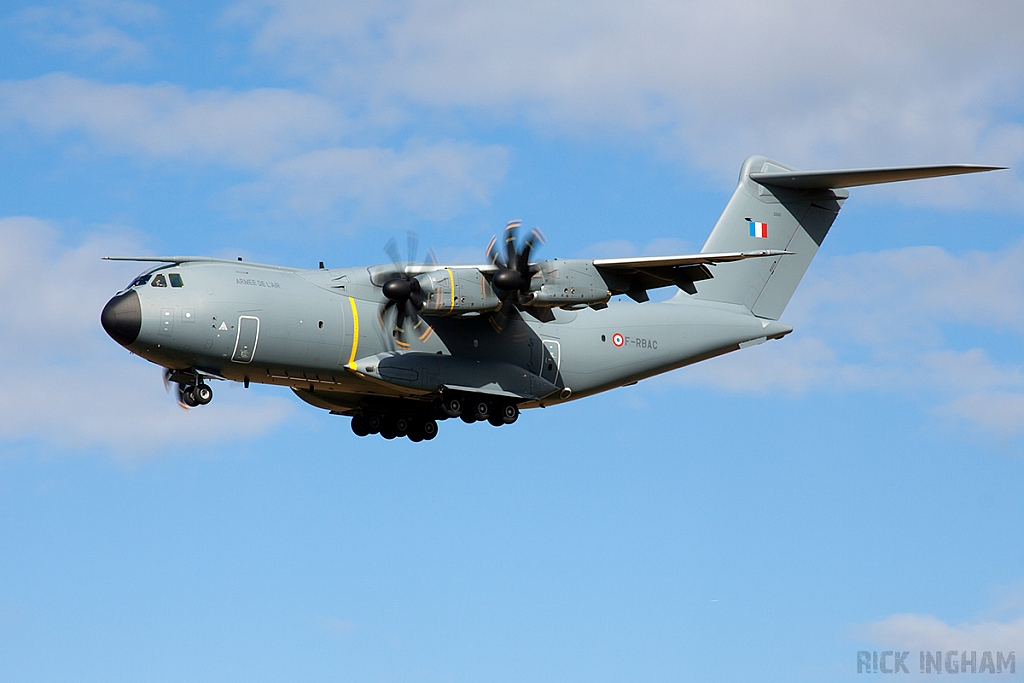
592,250,791,300
592,250,791,269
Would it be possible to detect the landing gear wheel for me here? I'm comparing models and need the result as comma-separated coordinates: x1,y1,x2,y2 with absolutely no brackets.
351,415,369,437
365,414,382,435
180,385,198,407
409,417,438,441
501,403,519,424
443,397,462,418
472,400,489,422
394,416,410,437
194,384,213,405
488,413,504,427
460,412,477,424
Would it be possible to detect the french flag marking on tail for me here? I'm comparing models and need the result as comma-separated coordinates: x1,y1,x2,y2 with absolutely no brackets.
749,221,768,238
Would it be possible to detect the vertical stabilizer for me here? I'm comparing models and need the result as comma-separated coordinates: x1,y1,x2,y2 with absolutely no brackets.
689,156,1001,319
690,156,846,320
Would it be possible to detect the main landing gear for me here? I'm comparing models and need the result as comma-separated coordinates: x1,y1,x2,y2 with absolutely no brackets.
350,394,520,441
350,413,438,442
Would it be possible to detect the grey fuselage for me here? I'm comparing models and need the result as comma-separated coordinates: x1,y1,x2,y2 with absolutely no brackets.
104,155,995,421
107,259,791,414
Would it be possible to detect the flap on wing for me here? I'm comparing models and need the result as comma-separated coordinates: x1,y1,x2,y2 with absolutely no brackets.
750,164,1004,190
593,250,791,270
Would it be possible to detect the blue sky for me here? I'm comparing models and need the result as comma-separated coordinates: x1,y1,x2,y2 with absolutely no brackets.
2,2,1024,682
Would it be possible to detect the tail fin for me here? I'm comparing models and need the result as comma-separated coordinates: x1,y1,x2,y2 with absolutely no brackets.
690,155,1001,319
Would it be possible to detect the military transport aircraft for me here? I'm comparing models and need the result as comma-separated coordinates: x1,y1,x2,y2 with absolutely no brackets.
101,156,1001,441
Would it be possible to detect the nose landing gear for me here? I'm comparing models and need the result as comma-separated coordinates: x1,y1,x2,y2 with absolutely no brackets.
165,369,215,408
178,381,213,407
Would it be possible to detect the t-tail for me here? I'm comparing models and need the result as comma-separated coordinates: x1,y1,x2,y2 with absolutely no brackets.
690,155,1002,320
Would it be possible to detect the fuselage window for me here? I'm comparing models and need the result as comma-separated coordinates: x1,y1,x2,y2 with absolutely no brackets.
132,274,152,287
152,274,167,287
169,273,184,288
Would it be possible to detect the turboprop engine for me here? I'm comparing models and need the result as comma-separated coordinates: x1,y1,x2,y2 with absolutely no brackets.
523,259,612,309
416,267,502,315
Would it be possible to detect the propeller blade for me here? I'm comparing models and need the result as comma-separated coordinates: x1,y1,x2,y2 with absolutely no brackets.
394,303,406,336
518,228,545,286
403,299,420,330
384,237,403,272
504,220,520,270
406,230,419,267
490,297,516,334
426,247,438,268
486,235,503,267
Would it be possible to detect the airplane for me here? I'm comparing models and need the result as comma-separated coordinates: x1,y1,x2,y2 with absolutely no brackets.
100,155,1002,441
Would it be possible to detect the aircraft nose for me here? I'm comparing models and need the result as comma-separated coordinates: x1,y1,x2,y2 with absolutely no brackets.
101,290,142,346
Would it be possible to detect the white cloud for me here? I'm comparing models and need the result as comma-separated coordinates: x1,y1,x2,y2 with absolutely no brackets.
234,0,1024,205
5,1,162,64
0,75,508,221
0,73,341,167
670,241,1024,436
858,613,1024,656
578,237,693,259
0,216,293,455
232,141,508,220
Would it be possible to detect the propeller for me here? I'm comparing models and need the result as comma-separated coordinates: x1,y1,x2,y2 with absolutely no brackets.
380,231,436,346
486,220,545,331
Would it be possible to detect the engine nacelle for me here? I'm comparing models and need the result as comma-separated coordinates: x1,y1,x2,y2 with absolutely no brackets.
416,268,501,315
523,259,611,308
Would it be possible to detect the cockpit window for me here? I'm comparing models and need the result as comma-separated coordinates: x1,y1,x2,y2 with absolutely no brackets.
152,274,167,287
169,273,184,288
131,274,152,287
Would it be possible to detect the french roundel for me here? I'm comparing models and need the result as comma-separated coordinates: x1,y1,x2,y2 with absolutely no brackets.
612,333,624,347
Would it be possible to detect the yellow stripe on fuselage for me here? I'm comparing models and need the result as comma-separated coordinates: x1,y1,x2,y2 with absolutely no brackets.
445,268,455,312
347,296,359,369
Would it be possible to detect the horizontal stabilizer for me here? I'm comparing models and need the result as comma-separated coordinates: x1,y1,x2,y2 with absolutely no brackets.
750,164,1004,190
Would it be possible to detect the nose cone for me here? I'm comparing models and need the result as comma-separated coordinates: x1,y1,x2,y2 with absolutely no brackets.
101,290,142,346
